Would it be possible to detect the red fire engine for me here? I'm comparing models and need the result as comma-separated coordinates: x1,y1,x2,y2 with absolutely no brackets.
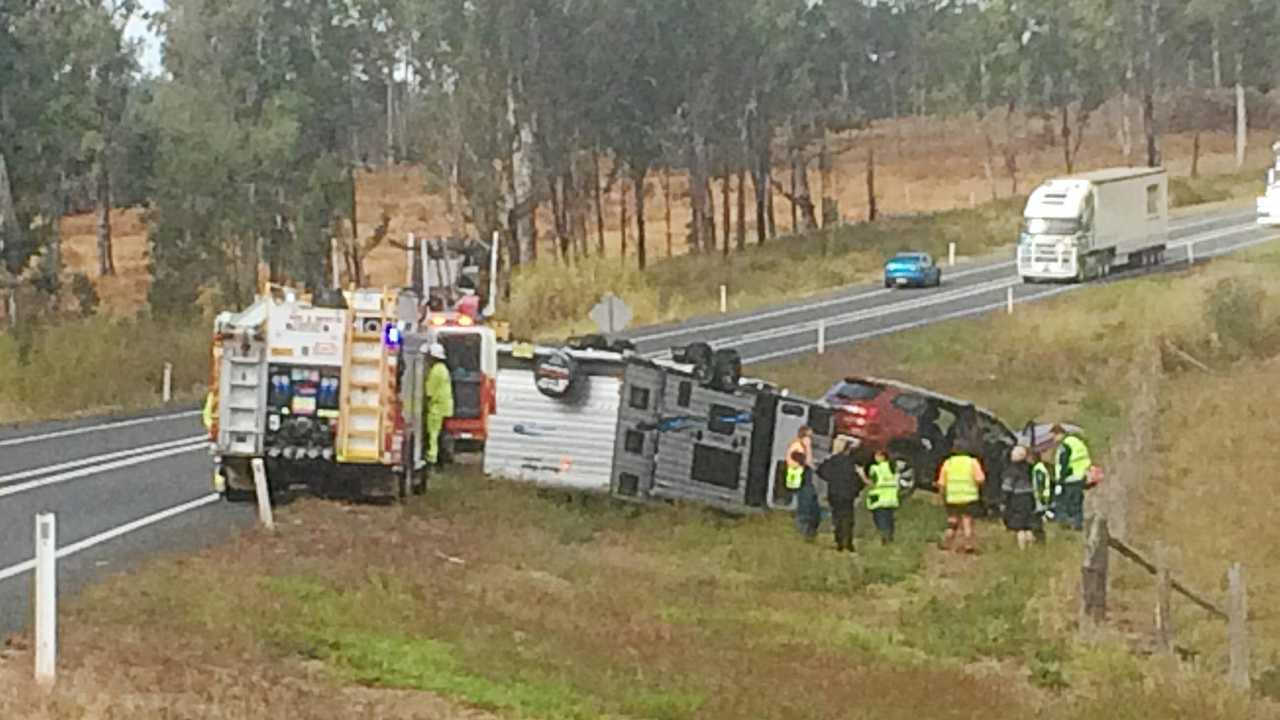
423,311,501,455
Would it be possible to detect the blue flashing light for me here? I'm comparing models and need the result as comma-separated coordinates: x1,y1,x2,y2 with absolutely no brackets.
384,323,402,347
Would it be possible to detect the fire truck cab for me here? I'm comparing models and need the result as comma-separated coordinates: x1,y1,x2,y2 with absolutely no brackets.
422,311,499,457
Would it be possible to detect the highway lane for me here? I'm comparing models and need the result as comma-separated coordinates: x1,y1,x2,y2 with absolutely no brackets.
0,202,1270,636
628,207,1258,358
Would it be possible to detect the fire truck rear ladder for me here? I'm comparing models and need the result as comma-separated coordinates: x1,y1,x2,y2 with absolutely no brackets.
337,290,396,464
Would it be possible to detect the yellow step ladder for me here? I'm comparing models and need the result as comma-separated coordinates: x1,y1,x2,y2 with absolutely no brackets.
337,289,398,464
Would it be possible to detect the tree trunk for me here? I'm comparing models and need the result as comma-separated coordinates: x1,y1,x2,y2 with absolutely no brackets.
662,168,673,258
1142,0,1160,168
95,155,115,277
706,179,717,250
386,69,395,168
792,147,817,232
1212,24,1223,88
735,167,747,251
593,150,605,257
866,146,878,222
508,77,536,264
788,153,798,233
1236,54,1247,169
753,143,769,245
620,175,629,261
634,167,648,270
819,130,836,227
1121,61,1134,160
0,151,17,271
1191,132,1201,178
1061,104,1073,173
721,170,730,257
766,170,776,239
549,173,570,264
688,133,710,253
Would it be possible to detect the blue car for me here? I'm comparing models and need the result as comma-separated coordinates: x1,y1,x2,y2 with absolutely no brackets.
883,252,942,288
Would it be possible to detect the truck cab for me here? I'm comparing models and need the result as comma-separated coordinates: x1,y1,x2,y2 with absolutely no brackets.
423,311,498,453
1019,167,1168,283
1258,148,1280,226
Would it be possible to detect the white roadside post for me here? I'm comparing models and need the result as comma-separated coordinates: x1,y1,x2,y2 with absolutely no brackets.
817,319,827,355
34,513,56,686
251,458,274,531
162,362,173,403
1187,242,1196,265
1006,287,1015,315
720,285,727,314
406,233,416,288
948,242,956,267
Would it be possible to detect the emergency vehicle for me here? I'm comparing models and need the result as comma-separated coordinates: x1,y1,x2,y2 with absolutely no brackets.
208,284,431,500
421,310,502,458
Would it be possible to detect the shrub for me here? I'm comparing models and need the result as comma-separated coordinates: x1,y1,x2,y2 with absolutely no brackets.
1204,277,1265,359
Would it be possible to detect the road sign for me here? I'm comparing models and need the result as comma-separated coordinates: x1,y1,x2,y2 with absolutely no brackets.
589,293,632,335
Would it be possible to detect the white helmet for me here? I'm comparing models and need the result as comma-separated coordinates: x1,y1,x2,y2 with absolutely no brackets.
428,342,447,360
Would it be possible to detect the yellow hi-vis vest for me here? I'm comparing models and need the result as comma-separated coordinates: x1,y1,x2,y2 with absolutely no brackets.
942,454,980,505
1032,461,1052,506
202,392,215,432
866,460,900,510
1059,435,1092,483
785,438,807,490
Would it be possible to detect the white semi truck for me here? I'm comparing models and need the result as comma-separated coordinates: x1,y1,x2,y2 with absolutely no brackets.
1017,167,1169,283
1256,142,1280,226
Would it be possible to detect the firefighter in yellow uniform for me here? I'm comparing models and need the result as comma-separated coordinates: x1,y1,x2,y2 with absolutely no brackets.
202,391,225,494
937,449,985,554
424,342,454,465
865,450,900,544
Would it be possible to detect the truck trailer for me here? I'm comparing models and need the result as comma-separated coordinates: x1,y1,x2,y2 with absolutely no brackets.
1257,143,1280,226
1018,167,1168,283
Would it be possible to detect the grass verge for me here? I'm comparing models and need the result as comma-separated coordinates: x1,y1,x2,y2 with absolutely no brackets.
0,314,208,424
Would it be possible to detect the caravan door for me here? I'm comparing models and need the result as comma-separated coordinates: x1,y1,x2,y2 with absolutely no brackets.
766,400,810,510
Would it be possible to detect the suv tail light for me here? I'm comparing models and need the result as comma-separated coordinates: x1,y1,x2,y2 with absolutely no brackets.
839,403,878,428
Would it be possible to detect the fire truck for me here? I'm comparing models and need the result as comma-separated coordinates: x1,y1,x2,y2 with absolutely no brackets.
421,309,502,461
208,284,432,500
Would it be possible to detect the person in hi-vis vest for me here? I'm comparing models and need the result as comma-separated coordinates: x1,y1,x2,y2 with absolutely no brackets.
784,425,819,540
937,447,986,554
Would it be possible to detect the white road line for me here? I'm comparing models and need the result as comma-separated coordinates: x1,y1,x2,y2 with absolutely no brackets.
0,411,201,448
0,494,222,583
0,436,207,488
0,441,208,499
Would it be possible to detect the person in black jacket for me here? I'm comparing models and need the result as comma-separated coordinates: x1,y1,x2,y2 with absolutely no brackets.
819,435,872,553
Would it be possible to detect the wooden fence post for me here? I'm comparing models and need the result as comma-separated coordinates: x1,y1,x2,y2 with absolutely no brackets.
1228,563,1250,691
1155,542,1174,654
1081,514,1110,632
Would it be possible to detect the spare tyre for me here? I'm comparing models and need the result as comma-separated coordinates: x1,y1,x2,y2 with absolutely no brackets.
709,349,742,391
534,349,584,401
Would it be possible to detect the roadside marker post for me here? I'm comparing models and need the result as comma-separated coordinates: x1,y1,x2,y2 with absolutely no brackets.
948,242,956,267
33,513,56,686
162,363,173,403
1187,243,1196,265
817,319,827,355
251,459,274,531
1006,287,1014,315
406,233,416,288
720,285,727,314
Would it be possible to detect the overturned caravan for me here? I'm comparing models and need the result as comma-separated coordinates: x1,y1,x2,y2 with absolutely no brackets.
482,342,835,515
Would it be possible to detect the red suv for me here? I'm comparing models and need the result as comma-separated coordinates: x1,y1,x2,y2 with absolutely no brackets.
822,377,1034,512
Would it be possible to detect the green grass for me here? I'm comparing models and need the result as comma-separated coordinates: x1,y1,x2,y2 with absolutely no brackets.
1170,168,1262,208
0,313,208,423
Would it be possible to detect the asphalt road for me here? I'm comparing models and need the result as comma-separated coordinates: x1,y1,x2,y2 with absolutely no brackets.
0,203,1272,637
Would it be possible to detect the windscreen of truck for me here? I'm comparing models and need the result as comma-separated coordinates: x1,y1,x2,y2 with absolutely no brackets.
1022,218,1080,236
440,333,482,373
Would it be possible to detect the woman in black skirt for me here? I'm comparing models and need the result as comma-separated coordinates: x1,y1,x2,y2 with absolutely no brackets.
1001,445,1041,550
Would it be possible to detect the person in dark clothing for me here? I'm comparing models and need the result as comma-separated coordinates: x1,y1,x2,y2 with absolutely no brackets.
818,436,871,553
1001,445,1041,550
